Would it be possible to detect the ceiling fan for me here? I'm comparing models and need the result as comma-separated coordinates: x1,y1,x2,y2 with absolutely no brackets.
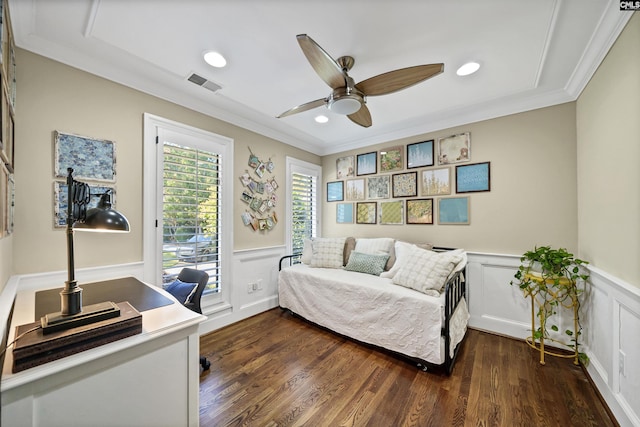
277,34,444,128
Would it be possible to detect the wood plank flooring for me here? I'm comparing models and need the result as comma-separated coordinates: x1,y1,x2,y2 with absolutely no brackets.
199,308,616,427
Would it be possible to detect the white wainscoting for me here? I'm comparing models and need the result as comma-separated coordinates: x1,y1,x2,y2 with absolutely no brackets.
199,245,286,335
467,252,640,427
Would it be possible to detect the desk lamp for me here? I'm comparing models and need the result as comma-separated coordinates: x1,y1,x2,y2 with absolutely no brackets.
40,167,130,334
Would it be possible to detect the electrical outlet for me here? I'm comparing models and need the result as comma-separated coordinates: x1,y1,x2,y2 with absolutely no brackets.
619,350,626,377
247,282,255,293
256,279,263,290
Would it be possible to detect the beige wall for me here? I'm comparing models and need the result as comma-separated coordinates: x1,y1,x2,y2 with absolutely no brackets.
9,49,319,277
322,103,578,255
577,12,640,287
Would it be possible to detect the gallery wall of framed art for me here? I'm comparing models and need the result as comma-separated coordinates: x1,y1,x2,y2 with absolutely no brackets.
326,132,491,226
0,0,16,238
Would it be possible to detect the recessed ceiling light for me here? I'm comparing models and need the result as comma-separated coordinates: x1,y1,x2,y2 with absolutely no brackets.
315,115,329,123
203,51,227,68
456,62,480,76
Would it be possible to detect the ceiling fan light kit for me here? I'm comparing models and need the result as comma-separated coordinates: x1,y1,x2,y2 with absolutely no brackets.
277,34,443,128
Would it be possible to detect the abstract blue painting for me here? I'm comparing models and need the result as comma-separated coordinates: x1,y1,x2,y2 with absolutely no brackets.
54,131,116,182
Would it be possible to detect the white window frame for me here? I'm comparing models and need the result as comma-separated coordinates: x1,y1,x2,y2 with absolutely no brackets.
285,156,322,255
143,113,233,311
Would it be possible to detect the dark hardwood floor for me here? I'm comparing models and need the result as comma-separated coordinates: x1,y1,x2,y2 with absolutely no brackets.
199,308,615,427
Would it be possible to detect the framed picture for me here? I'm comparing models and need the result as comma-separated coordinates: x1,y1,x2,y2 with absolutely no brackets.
336,155,355,179
336,203,354,224
356,152,377,176
380,200,403,225
456,162,490,193
392,172,417,198
345,178,366,200
356,202,377,224
327,181,344,202
437,132,470,165
421,167,451,196
367,175,390,200
406,199,434,224
438,197,470,225
379,146,403,172
407,140,434,169
54,181,116,228
54,131,116,182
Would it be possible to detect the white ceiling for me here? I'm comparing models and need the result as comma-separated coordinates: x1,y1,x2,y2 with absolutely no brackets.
9,0,631,156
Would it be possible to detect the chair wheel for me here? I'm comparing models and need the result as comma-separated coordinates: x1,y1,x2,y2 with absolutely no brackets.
200,357,211,370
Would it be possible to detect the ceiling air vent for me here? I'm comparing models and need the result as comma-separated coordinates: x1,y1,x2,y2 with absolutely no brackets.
187,73,221,93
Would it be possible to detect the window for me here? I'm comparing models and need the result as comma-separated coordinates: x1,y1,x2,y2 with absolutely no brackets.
161,142,220,290
144,114,233,308
286,157,322,254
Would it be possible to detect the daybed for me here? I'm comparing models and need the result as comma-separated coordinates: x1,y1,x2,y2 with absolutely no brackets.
278,237,469,374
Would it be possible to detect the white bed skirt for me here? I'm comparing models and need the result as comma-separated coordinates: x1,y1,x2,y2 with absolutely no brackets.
278,264,469,365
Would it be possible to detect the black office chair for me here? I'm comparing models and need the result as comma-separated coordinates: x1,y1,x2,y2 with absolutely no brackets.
176,268,211,371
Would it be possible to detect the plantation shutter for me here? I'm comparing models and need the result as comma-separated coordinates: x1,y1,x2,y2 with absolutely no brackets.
162,141,221,293
291,172,317,254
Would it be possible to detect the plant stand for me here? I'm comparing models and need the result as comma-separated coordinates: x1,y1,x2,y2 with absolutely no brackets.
523,273,580,365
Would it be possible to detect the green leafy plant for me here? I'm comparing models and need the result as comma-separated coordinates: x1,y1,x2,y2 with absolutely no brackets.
511,246,590,365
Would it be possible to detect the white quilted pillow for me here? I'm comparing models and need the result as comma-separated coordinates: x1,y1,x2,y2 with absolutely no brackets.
310,237,347,268
392,246,463,293
354,237,394,255
380,240,416,278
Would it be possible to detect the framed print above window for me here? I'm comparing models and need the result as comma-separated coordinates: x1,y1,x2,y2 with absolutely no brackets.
379,146,403,172
356,202,377,224
367,175,390,200
407,140,434,169
438,197,470,225
380,200,403,225
356,152,377,176
392,172,417,198
421,167,451,196
437,132,470,165
406,198,434,224
456,161,490,193
336,155,355,179
345,178,366,200
327,181,344,202
336,203,354,224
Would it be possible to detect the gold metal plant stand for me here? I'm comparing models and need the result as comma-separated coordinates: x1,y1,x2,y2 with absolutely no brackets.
523,273,580,365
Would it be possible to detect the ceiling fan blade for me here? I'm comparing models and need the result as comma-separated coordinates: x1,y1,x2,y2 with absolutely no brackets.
348,104,372,128
355,64,444,96
277,98,326,118
296,34,346,90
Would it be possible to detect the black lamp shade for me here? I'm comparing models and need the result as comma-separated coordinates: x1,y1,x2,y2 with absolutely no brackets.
75,207,130,232
73,192,130,232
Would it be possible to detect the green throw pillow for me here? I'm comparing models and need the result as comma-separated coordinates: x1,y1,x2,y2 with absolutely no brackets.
344,251,390,276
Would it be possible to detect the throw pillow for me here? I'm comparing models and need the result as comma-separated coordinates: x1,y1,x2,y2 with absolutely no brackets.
343,236,356,266
164,279,198,304
344,251,390,276
380,241,418,278
354,237,394,256
301,239,313,264
310,237,347,268
392,246,463,293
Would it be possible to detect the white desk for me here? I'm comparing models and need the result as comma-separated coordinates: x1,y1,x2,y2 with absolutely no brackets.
1,277,205,427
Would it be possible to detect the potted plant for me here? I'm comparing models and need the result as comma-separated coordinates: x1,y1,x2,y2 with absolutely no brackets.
511,246,590,365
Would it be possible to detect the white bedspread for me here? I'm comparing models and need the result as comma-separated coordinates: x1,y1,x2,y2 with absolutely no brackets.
278,264,469,365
